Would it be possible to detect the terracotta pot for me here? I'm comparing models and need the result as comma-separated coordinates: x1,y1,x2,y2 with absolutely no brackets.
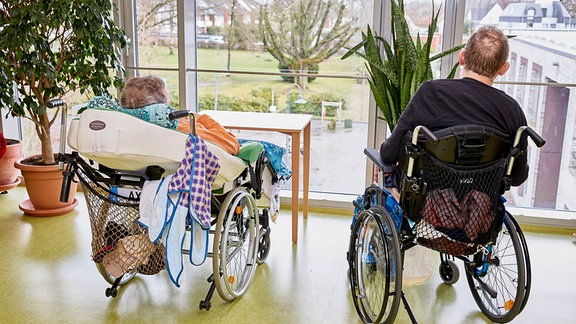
0,139,23,191
14,154,78,216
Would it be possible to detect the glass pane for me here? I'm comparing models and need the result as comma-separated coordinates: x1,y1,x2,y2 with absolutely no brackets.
404,0,446,76
464,0,576,211
194,0,374,195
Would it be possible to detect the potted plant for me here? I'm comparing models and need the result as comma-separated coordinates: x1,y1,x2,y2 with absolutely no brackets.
342,0,464,131
0,0,128,215
0,133,23,193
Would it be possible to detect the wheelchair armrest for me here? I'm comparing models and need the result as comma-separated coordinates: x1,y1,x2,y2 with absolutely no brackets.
364,147,395,174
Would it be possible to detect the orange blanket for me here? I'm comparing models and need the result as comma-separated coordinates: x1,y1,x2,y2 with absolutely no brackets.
177,114,240,155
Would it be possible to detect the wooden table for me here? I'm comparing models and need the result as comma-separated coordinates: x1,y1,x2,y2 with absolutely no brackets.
201,110,312,243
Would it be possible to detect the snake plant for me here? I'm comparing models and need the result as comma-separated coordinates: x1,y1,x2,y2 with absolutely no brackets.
342,0,463,131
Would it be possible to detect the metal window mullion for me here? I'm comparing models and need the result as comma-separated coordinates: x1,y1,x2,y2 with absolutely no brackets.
440,0,466,79
177,0,198,112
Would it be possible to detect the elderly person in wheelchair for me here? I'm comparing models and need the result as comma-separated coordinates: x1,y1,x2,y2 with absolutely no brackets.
348,26,545,324
61,75,286,308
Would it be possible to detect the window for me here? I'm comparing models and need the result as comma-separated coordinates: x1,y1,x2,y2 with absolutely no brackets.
464,0,576,211
129,0,375,196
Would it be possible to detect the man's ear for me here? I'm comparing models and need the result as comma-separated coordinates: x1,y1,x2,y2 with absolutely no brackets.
498,62,510,76
459,50,466,66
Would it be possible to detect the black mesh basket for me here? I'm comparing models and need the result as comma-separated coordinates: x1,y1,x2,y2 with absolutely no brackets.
415,153,507,256
76,163,166,276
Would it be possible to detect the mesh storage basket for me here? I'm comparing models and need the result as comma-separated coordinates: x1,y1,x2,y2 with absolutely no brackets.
76,166,166,277
415,153,507,256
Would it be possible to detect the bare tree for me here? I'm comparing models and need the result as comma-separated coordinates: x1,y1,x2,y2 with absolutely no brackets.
260,0,358,88
136,0,177,51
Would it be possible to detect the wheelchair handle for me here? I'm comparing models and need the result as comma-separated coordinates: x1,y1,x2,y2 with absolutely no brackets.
412,125,438,144
512,126,545,148
47,99,66,108
525,127,546,148
507,126,546,176
169,109,190,120
407,126,438,177
169,110,196,135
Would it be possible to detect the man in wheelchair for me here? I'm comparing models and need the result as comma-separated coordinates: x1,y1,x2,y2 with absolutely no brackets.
348,26,545,324
380,26,529,196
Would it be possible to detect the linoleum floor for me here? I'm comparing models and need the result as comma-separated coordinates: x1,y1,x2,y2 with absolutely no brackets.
0,187,575,323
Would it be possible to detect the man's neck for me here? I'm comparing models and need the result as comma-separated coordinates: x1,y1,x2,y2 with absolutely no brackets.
460,69,495,86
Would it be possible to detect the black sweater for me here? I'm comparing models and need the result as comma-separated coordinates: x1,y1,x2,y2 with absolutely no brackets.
380,77,529,186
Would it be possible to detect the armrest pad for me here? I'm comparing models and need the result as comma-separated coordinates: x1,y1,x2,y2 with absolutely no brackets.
364,147,395,174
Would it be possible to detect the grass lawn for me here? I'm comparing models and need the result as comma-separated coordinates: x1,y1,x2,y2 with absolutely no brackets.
137,46,371,122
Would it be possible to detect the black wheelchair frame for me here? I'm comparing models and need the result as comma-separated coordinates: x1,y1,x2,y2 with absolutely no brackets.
347,124,545,323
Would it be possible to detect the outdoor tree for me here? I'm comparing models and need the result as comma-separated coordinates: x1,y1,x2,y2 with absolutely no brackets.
259,0,358,88
136,0,177,53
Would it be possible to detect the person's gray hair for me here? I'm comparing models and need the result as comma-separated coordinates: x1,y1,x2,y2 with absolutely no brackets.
120,75,170,108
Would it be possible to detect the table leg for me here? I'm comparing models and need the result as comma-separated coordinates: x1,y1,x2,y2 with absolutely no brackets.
303,122,310,218
291,132,300,243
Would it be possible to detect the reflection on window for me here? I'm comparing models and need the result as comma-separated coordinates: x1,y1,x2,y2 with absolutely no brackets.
464,0,576,211
526,63,542,127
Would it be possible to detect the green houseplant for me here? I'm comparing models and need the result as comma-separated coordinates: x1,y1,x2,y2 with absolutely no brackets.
0,0,127,214
342,0,463,131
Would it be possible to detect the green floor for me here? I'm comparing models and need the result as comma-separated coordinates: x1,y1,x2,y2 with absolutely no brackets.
1,186,575,323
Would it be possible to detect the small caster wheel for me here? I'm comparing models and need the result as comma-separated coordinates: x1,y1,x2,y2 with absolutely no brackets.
257,227,271,264
199,300,211,310
439,260,460,285
105,287,118,298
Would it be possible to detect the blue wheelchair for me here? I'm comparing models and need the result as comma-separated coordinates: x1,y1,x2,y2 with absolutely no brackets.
347,124,545,323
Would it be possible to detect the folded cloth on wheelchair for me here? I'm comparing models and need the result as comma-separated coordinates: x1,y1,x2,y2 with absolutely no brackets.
238,139,291,179
67,108,246,190
168,134,220,229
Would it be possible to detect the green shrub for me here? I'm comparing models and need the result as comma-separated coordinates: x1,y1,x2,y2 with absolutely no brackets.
199,92,270,113
198,87,345,117
278,63,318,83
289,92,345,116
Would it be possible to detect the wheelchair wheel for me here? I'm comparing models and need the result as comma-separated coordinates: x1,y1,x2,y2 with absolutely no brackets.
348,205,402,324
465,212,527,323
439,255,459,285
256,227,271,264
509,213,532,314
212,187,259,302
95,262,137,286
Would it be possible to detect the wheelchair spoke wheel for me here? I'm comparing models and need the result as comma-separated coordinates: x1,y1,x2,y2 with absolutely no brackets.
465,212,526,323
507,213,532,314
348,206,402,324
213,188,259,302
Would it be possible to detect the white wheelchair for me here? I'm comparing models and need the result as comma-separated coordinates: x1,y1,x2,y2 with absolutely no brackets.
53,100,278,310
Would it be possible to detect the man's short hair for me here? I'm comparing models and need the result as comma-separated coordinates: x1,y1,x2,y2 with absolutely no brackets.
120,75,170,108
463,26,509,78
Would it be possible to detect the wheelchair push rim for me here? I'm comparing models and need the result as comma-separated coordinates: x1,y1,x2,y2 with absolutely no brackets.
348,206,402,324
212,187,260,302
465,212,527,323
